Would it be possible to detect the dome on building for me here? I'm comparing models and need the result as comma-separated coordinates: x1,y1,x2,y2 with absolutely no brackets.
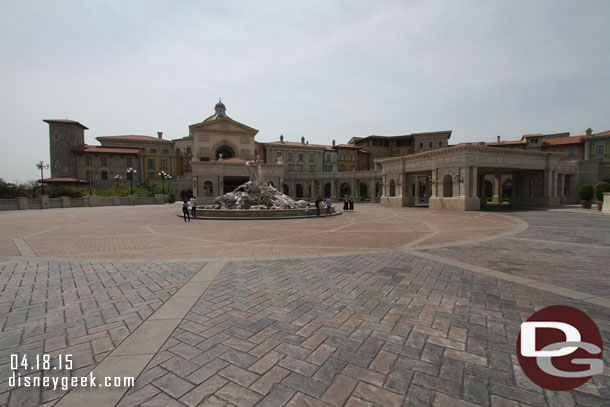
215,99,225,110
214,98,227,117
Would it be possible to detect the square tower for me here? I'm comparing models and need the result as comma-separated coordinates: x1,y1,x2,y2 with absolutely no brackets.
44,119,88,178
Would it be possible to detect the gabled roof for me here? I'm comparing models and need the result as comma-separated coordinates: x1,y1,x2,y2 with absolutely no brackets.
543,136,583,146
190,115,259,134
43,119,88,130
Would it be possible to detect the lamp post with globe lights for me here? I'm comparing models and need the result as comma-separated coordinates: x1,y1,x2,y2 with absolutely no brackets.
127,167,137,194
36,161,50,196
158,171,172,194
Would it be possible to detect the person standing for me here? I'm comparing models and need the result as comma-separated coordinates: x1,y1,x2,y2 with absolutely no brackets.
182,199,191,222
343,198,349,212
315,197,321,217
190,196,197,217
325,197,332,216
349,199,354,212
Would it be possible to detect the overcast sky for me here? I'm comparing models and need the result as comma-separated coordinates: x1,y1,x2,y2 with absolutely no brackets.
1,0,609,183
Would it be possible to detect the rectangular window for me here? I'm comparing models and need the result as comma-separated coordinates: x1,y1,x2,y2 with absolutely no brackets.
85,157,92,166
298,153,304,161
148,158,155,169
287,152,293,161
565,147,577,156
148,172,155,180
308,153,314,162
287,164,293,172
384,141,390,147
161,159,167,169
297,164,304,172
100,157,108,167
163,149,168,154
309,164,315,172
199,135,209,142
276,152,282,159
324,165,332,172
101,171,108,180
86,170,92,180
596,144,605,155
126,158,133,167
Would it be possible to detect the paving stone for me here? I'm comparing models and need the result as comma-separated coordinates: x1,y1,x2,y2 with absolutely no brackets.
353,381,404,406
282,372,329,398
256,383,297,407
463,374,490,406
215,381,261,407
152,372,195,399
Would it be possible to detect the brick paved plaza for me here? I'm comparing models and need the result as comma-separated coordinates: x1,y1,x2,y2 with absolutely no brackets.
0,204,608,406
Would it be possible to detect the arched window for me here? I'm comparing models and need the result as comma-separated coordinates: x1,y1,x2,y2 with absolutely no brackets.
443,175,453,197
419,142,424,150
340,183,351,198
438,141,443,148
216,146,234,159
389,179,396,197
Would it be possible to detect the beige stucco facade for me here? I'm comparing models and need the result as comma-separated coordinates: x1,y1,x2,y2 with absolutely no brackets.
378,145,579,211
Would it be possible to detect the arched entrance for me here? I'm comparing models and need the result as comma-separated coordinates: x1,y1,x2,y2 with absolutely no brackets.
359,182,368,199
283,184,289,195
296,184,304,198
324,183,331,198
203,181,213,197
389,179,396,197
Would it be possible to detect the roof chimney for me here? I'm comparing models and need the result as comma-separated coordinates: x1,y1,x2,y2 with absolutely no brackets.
301,136,305,144
280,134,284,143
497,136,500,143
586,128,592,136
332,140,336,147
157,132,163,139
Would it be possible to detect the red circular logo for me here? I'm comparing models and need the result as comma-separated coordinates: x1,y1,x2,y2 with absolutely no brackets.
516,305,603,391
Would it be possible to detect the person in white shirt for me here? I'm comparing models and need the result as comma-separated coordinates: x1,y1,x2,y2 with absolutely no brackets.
190,196,197,217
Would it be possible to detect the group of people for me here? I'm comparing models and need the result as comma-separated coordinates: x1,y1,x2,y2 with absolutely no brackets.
182,196,197,222
313,197,333,216
343,198,355,212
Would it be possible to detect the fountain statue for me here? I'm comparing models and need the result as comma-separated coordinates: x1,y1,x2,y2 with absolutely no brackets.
206,161,308,210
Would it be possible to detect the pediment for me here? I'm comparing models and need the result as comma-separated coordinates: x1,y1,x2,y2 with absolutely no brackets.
190,116,258,135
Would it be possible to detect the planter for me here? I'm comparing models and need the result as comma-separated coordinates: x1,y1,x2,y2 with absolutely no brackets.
597,202,603,211
581,200,592,209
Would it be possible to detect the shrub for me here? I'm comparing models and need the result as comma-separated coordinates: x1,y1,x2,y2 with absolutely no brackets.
48,185,88,198
578,184,594,201
0,179,32,198
594,181,610,200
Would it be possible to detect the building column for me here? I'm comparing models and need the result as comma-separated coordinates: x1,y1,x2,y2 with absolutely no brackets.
350,178,356,199
552,171,558,197
425,176,431,202
492,174,503,203
471,167,478,198
543,170,552,197
460,167,469,198
368,179,375,201
414,176,420,203
431,170,438,197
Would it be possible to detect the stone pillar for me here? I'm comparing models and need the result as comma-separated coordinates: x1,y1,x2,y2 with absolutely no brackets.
431,170,438,197
330,180,336,200
16,197,27,210
471,167,478,198
602,192,610,214
61,196,70,208
552,171,558,197
129,194,136,206
414,176,420,203
492,174,502,203
369,179,375,201
113,196,120,206
40,195,49,210
543,170,552,197
460,168,469,198
425,176,431,202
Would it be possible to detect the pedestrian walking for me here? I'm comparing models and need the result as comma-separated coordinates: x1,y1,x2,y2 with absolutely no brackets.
315,197,321,217
190,196,197,217
182,199,191,222
343,199,349,212
349,199,354,212
325,197,332,216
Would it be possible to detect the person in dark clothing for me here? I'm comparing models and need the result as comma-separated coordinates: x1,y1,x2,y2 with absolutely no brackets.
343,199,349,212
182,200,191,222
349,199,354,212
315,197,321,216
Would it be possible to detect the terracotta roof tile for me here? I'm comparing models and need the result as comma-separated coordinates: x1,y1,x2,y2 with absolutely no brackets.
96,135,169,142
543,136,584,146
75,145,140,154
582,130,610,138
43,119,88,129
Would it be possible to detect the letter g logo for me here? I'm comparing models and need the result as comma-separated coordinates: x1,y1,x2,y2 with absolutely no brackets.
516,305,604,391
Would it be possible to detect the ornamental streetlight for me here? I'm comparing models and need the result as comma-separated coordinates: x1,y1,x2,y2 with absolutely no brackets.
158,171,172,194
36,161,50,196
127,167,137,195
114,174,122,190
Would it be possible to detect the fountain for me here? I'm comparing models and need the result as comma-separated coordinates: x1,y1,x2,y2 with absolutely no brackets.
189,161,337,219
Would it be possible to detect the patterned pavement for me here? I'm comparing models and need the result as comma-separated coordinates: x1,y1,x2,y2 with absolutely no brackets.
0,204,608,406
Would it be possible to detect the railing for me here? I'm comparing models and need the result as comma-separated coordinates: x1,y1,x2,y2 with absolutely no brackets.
0,199,18,211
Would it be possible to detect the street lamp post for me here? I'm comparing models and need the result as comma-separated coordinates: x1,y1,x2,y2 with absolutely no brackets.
158,171,171,194
36,161,50,195
114,174,122,190
127,167,137,195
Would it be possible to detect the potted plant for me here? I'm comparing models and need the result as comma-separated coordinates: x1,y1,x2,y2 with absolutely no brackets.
578,184,594,209
168,192,176,203
594,182,610,211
